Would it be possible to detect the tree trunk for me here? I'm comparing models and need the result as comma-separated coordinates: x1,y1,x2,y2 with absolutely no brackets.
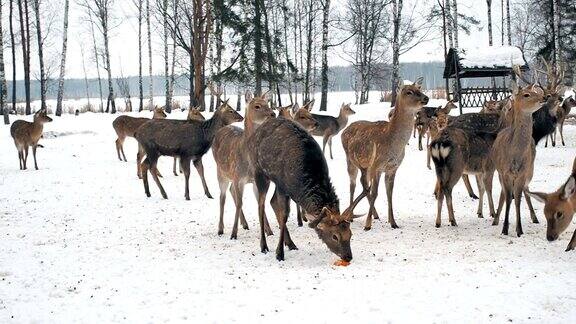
80,45,91,109
253,0,263,94
319,0,330,111
103,19,116,114
452,0,459,48
137,0,143,112
487,0,495,95
552,0,560,66
88,10,103,112
0,0,8,124
146,0,154,109
55,0,70,116
505,0,511,45
303,0,314,104
32,0,46,111
445,0,453,48
163,0,170,112
17,0,31,115
390,0,403,107
9,0,16,120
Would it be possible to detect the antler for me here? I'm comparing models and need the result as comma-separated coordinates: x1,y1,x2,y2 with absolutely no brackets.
208,82,224,102
513,65,534,86
539,56,565,92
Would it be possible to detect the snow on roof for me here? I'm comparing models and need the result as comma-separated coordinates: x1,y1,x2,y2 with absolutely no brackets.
458,46,526,69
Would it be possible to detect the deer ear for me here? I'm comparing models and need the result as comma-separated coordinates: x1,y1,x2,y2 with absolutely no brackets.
562,177,576,200
414,76,423,87
527,191,548,204
307,99,315,111
245,91,253,103
308,207,329,228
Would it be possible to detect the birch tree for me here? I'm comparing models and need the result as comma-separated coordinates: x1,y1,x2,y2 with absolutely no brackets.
319,0,330,111
55,0,70,116
1,0,8,124
391,0,403,106
17,0,32,114
146,0,153,109
31,0,47,110
9,0,16,117
132,0,144,111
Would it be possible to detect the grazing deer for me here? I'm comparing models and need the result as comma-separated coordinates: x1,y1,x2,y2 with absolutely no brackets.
212,92,276,239
248,117,363,261
528,157,576,251
172,107,206,176
342,78,429,230
136,101,243,200
309,102,356,159
491,82,545,237
113,107,166,162
10,108,53,170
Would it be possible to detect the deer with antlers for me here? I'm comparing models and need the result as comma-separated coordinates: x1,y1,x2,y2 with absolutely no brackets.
211,91,276,239
528,157,576,251
341,78,429,230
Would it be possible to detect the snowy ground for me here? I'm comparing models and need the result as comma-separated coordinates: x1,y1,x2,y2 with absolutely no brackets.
1,92,576,323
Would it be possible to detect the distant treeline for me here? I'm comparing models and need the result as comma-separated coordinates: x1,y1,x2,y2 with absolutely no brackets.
6,62,496,102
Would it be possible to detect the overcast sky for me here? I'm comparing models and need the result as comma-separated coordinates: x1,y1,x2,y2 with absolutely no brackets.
2,0,503,80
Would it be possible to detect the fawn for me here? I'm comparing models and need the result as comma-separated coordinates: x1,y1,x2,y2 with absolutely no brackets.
113,107,166,162
341,78,429,230
528,156,576,251
10,108,53,170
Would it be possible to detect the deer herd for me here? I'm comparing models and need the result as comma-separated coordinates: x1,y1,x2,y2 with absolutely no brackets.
8,63,576,263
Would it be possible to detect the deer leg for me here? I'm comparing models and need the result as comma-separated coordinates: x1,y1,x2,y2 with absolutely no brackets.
328,137,334,160
502,188,512,236
444,186,457,226
181,157,192,200
230,182,245,240
115,138,123,161
385,171,399,229
427,145,432,170
483,172,496,218
119,140,127,162
296,203,303,227
436,186,444,228
560,120,566,146
233,185,249,230
513,184,524,237
476,175,485,218
545,134,549,147
493,189,505,225
552,128,557,147
193,158,213,199
149,156,168,199
524,188,539,224
136,146,145,179
346,158,358,207
22,146,29,170
418,128,424,151
217,173,229,236
360,169,373,231
173,157,179,176
252,184,270,235
322,135,329,157
462,175,478,199
271,188,297,252
32,145,39,170
18,150,23,170
142,158,151,197
254,172,270,253
369,172,381,220
566,230,576,252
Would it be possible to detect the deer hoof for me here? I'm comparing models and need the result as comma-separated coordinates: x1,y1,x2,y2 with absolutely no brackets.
390,224,399,229
206,193,214,199
450,220,457,226
217,230,223,236
470,194,479,200
477,213,484,218
276,251,284,261
435,223,440,228
363,226,371,231
230,234,237,240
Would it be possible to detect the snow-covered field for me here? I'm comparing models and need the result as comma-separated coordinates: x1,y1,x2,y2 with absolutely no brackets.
1,92,575,323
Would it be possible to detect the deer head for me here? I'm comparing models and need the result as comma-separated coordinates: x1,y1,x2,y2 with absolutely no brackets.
307,206,353,262
34,109,53,123
396,77,429,113
529,177,576,242
187,107,206,121
510,81,545,115
278,105,294,119
217,99,244,125
153,107,167,119
292,107,318,131
246,92,275,125
340,103,356,116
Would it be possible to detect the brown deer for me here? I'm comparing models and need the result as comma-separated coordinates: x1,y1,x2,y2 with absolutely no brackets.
247,117,363,262
172,107,206,176
135,101,243,200
426,110,449,170
342,78,429,230
10,108,53,170
491,82,545,237
212,92,276,239
277,104,294,119
552,96,576,147
113,107,166,162
309,102,356,159
528,157,576,251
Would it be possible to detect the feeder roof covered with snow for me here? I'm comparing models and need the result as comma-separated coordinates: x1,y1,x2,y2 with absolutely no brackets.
443,46,529,79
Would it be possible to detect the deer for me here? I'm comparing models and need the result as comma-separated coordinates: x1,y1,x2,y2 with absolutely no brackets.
135,101,243,200
305,102,356,160
211,91,276,239
172,107,206,176
10,108,53,170
426,110,450,170
341,78,429,230
277,104,294,119
491,81,546,237
552,96,576,147
528,156,576,251
247,117,363,262
113,107,166,162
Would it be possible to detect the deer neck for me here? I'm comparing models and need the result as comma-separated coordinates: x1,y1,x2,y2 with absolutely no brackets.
386,103,416,144
243,113,258,138
510,108,534,148
204,111,227,142
337,110,349,130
